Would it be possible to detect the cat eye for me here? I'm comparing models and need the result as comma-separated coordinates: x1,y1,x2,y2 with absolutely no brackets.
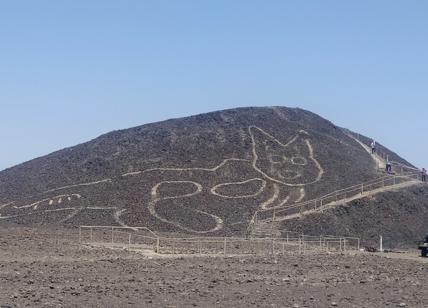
291,157,307,166
269,155,286,164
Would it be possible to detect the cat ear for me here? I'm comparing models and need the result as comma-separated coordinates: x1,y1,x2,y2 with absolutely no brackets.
249,126,286,161
249,126,310,160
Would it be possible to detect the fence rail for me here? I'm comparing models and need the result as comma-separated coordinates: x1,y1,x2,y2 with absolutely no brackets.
251,172,421,228
78,226,360,256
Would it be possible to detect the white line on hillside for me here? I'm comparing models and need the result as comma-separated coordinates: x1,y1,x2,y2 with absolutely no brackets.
210,178,266,199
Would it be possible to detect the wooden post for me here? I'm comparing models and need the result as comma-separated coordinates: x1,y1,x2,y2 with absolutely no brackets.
286,233,289,243
282,242,285,255
128,233,131,247
156,237,160,253
90,227,93,242
223,238,227,256
78,227,82,244
198,240,202,255
111,227,114,244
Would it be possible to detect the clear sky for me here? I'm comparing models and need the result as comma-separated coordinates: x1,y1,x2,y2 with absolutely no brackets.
1,1,427,171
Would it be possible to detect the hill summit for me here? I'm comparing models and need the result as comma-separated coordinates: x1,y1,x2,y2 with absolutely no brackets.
0,107,417,237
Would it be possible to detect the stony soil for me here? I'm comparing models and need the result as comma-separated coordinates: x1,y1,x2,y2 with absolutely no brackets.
1,227,427,308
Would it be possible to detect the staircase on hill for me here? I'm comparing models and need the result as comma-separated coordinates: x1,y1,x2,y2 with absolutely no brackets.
249,172,424,238
345,131,419,175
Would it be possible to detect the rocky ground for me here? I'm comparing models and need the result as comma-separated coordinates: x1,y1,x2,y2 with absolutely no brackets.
0,227,427,308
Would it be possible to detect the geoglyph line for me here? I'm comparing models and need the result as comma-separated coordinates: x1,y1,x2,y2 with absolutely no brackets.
13,194,81,210
278,196,290,207
249,126,324,186
122,158,250,177
260,184,280,210
210,178,266,199
1,125,325,234
44,179,112,193
151,181,203,200
295,188,305,203
148,180,224,233
0,202,14,209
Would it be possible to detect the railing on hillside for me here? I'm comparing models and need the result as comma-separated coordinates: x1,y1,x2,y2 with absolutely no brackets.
249,172,421,231
79,226,360,256
345,130,419,174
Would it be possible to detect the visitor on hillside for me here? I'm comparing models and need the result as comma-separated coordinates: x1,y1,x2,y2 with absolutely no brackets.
422,168,427,182
371,140,376,154
386,159,392,173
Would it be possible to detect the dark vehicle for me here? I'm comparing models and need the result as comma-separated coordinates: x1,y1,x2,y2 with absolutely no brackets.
417,234,428,257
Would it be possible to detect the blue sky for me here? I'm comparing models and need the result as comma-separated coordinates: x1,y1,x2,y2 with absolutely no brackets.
0,0,427,171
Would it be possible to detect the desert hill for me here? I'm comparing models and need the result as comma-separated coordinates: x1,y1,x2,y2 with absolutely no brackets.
0,107,423,241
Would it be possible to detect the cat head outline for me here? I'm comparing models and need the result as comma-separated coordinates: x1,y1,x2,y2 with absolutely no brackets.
249,126,323,186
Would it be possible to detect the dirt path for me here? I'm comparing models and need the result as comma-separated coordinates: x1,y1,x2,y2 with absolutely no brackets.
348,134,386,169
276,180,421,221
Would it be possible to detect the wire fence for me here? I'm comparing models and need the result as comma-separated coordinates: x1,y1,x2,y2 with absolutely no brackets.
78,226,360,256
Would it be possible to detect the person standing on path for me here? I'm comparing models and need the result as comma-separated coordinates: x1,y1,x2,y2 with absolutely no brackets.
386,158,392,173
422,168,427,182
371,140,376,154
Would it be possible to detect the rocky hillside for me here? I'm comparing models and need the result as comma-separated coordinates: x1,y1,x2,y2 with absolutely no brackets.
0,107,418,237
284,184,428,249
